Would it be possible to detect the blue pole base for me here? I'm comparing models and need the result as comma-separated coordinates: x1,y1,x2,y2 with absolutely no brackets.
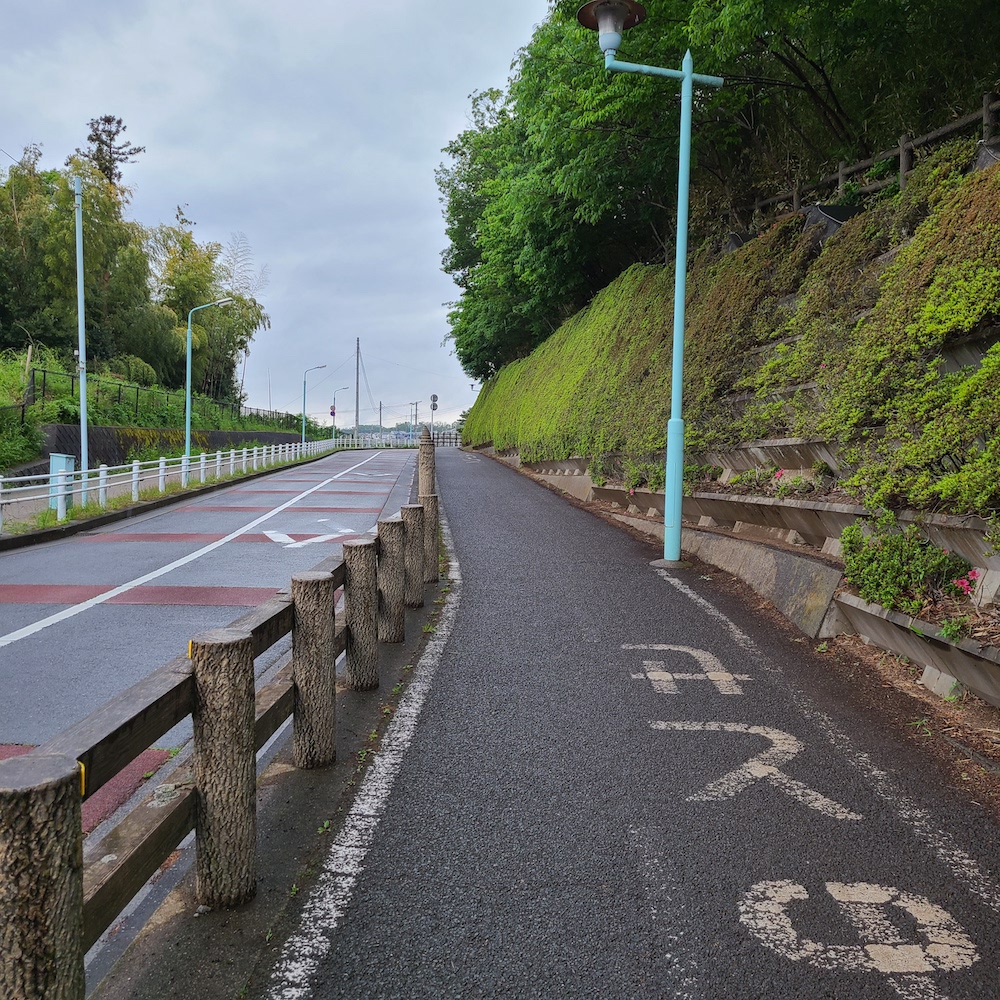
663,417,685,562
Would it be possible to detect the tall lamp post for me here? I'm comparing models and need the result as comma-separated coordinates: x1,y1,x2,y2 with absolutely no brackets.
74,177,90,503
302,364,327,443
577,1,723,563
331,386,349,439
185,297,233,460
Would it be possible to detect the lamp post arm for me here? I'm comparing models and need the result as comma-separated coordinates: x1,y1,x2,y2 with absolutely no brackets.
604,52,724,89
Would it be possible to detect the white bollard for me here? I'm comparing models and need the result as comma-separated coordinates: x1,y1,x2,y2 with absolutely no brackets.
131,460,140,502
56,470,67,521
181,455,190,488
98,465,108,508
229,449,236,475
252,446,258,471
159,457,166,493
242,448,248,473
216,450,222,479
199,452,207,484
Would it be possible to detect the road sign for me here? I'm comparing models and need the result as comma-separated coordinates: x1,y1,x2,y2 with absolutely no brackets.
330,406,336,416
430,393,438,402
430,402,438,411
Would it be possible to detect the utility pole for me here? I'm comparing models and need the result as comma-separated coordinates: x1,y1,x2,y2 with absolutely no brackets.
379,401,382,443
354,337,360,442
74,177,89,503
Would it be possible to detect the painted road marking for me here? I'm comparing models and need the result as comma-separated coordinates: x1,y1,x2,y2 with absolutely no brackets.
264,514,462,1000
652,721,863,820
740,880,979,999
262,530,350,548
654,573,1000,909
0,454,382,648
624,643,752,695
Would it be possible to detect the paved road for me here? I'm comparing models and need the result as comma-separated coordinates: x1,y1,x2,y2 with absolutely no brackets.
256,449,999,1000
0,448,416,748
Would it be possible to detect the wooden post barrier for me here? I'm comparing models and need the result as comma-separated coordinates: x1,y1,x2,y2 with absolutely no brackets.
344,539,379,690
418,425,435,497
418,493,440,584
291,572,337,768
401,504,425,609
899,133,911,191
0,753,85,999
190,628,257,907
377,514,406,643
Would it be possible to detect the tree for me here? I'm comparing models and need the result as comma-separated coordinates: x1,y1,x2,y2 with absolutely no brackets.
71,115,145,186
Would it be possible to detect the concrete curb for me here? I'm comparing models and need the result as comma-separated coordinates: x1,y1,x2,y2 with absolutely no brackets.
610,510,843,638
0,448,338,554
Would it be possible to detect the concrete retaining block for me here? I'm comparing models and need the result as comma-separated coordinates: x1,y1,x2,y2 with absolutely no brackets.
836,593,1000,709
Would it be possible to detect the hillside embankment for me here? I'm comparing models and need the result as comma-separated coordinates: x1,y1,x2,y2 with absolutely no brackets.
463,139,1000,520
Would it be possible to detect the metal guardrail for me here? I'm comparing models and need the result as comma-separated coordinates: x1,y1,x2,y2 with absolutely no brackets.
0,440,340,532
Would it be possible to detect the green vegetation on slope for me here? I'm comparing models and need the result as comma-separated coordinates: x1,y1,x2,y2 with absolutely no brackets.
439,0,1000,379
464,146,1000,516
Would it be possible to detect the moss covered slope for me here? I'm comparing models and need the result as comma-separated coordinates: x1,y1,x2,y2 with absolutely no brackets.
463,141,1000,515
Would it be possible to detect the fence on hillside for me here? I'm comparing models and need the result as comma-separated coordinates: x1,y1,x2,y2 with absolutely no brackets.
21,368,300,431
0,439,442,998
738,92,1000,217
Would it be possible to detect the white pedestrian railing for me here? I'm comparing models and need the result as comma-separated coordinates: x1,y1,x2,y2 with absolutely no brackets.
0,439,341,532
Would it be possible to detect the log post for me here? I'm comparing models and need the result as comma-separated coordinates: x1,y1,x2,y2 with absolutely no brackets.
899,133,911,191
401,504,425,609
190,628,257,907
377,514,406,642
418,425,435,497
0,753,85,1000
344,539,379,689
291,571,337,768
418,493,440,584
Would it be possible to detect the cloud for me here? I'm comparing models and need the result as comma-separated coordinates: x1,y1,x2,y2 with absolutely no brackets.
1,0,553,426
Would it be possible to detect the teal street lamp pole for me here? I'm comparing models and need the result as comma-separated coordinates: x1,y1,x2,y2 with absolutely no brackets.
185,298,233,459
302,364,327,443
331,386,349,439
73,176,90,503
577,1,723,563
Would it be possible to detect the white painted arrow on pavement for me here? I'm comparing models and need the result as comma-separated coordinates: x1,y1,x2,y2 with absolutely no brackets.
652,721,863,820
625,644,752,695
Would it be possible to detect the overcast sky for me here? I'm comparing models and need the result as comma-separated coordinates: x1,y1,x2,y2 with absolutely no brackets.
1,0,554,429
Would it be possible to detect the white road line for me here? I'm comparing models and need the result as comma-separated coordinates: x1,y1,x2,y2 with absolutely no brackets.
265,513,462,1000
653,572,1000,910
0,454,381,648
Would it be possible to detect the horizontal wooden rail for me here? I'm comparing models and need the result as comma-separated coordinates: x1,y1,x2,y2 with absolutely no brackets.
741,93,1000,216
38,656,194,800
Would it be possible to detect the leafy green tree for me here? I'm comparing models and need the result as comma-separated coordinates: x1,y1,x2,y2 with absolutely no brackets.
70,115,145,186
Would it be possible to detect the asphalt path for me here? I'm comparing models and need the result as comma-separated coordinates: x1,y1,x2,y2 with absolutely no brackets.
257,449,999,1000
0,448,417,749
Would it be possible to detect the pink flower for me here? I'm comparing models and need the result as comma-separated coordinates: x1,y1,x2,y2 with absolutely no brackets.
968,569,979,579
775,469,784,479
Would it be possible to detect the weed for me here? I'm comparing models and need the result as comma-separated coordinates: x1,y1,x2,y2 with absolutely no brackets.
368,729,379,742
290,884,299,897
908,717,933,737
392,683,402,695
422,623,437,634
317,820,331,835
142,770,155,780
939,616,971,642
814,641,830,653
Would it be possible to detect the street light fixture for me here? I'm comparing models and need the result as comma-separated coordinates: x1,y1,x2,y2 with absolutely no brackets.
185,297,234,459
302,364,327,444
331,386,349,439
577,2,723,564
